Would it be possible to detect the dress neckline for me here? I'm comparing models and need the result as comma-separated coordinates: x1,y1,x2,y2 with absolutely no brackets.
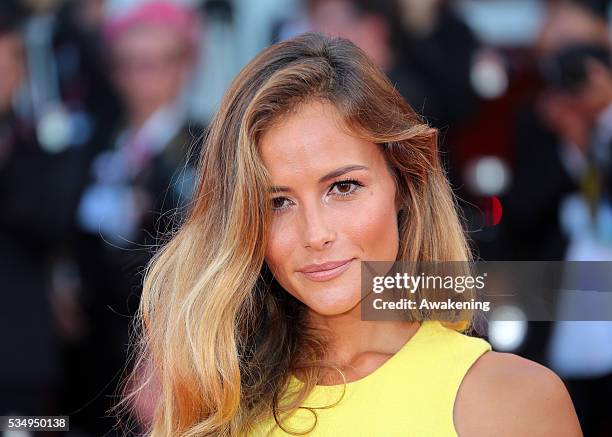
289,320,439,390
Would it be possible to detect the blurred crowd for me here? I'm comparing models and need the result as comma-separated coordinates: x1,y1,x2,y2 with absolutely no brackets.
0,0,611,436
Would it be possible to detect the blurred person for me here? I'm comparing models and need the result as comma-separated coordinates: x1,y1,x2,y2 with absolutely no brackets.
0,0,64,419
65,1,205,434
1,0,124,429
302,0,395,70
118,32,581,437
18,0,120,155
390,0,483,194
50,0,122,154
543,51,612,435
273,0,481,131
6,0,134,434
539,4,612,435
390,0,481,130
501,1,612,435
502,0,610,262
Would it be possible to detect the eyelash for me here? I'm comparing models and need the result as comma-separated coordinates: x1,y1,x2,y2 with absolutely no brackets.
271,179,365,213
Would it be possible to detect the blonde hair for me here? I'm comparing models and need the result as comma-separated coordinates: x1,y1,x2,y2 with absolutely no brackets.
117,32,477,436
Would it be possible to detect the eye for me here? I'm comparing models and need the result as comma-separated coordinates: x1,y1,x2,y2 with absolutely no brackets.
328,179,364,197
271,196,292,212
270,179,365,214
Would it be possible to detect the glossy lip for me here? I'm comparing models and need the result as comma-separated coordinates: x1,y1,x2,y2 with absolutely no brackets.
297,258,355,282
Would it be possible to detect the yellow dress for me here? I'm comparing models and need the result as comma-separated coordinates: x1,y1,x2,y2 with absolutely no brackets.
249,320,492,436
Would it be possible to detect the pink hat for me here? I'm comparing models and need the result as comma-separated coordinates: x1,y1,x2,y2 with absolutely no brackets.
103,1,201,50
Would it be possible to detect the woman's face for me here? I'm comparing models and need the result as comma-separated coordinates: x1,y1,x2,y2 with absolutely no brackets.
112,26,191,118
260,100,400,316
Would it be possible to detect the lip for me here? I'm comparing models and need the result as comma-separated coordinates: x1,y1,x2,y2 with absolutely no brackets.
297,258,355,282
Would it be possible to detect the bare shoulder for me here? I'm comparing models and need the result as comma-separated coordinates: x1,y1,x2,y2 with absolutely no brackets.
453,351,583,437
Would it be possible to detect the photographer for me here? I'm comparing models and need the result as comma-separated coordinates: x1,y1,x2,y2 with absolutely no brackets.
502,2,612,435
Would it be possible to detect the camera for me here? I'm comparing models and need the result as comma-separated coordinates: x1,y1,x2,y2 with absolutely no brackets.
539,42,611,93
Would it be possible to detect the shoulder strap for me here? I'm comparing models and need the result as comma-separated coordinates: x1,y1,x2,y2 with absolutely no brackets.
414,321,492,435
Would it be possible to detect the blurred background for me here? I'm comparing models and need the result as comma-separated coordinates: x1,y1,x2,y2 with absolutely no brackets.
1,0,612,436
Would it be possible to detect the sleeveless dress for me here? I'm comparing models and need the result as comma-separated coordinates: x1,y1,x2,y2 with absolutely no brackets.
249,320,492,436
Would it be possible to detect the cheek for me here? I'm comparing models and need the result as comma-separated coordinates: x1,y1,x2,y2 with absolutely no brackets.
344,190,399,259
264,219,298,276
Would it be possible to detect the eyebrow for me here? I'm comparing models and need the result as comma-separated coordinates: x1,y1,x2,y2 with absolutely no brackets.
268,164,369,193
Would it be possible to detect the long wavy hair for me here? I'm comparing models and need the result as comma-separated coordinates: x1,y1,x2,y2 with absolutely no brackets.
118,32,477,436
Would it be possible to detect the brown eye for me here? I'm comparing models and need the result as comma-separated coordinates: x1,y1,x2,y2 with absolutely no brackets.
335,182,352,194
271,197,289,211
329,179,363,197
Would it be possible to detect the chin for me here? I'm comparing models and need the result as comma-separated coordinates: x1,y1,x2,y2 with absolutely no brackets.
290,268,361,315
311,304,360,317
302,289,362,316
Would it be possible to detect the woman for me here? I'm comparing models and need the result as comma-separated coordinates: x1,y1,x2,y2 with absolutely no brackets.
72,2,203,433
120,33,582,436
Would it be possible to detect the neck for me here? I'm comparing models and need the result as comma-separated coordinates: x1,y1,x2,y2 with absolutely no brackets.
307,305,421,369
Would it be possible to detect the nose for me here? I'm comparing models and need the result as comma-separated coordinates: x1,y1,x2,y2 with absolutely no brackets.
300,202,336,250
